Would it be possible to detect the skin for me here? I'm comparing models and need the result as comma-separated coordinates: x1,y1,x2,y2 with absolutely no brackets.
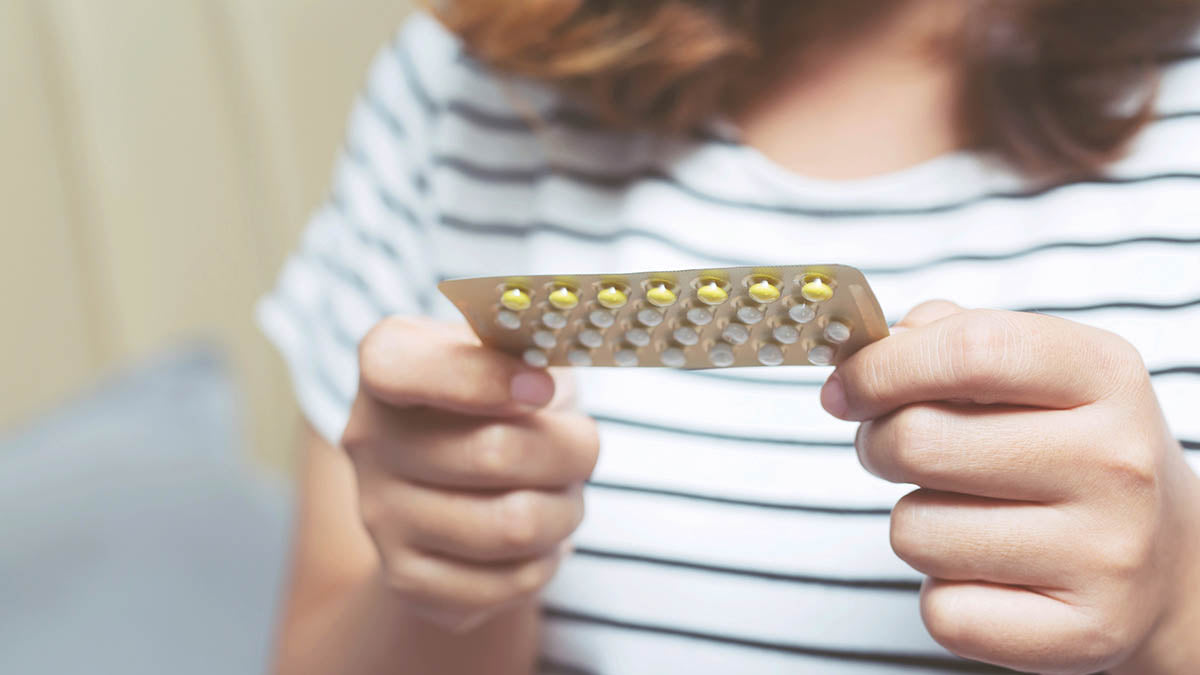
274,2,1200,673
822,301,1200,674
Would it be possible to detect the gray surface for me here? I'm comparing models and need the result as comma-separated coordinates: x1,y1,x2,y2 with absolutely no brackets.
0,346,293,675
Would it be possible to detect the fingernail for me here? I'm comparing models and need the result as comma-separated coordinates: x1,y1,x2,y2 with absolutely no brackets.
511,371,555,407
821,374,848,419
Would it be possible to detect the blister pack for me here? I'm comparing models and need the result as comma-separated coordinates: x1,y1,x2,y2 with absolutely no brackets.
439,265,889,369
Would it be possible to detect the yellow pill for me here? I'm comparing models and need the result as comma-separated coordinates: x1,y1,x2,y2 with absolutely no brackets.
801,278,834,303
501,287,532,311
749,280,781,304
696,282,728,306
548,287,579,310
597,286,628,309
646,283,677,307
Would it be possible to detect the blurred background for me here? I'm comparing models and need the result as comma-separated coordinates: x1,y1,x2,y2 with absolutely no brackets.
1,0,413,672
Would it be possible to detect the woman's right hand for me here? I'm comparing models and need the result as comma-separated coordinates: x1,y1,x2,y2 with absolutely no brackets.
340,317,599,633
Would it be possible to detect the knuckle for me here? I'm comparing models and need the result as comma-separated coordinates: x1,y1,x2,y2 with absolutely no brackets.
885,407,942,479
1095,443,1160,495
380,553,422,596
469,425,520,481
512,559,554,596
1095,529,1156,580
920,585,970,654
888,492,927,564
357,317,417,395
946,311,1015,392
496,492,542,550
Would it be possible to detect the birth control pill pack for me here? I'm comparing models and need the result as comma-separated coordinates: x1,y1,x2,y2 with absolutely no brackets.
439,265,889,369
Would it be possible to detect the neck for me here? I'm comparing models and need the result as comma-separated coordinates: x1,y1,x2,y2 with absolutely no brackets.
732,0,968,180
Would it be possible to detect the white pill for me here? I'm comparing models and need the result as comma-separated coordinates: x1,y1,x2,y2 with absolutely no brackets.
637,308,664,327
673,326,700,346
773,324,800,344
532,330,557,350
625,328,651,347
589,309,615,328
496,310,522,330
686,307,713,326
523,348,549,368
824,321,852,344
737,306,764,324
808,344,836,366
542,312,567,330
757,343,784,367
721,323,750,345
579,330,604,349
709,343,735,368
614,349,639,367
661,348,687,368
789,303,816,324
567,349,593,367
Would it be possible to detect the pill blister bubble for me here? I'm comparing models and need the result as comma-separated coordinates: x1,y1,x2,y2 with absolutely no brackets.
532,330,557,350
579,330,605,349
824,321,852,344
501,287,532,311
589,310,615,328
567,349,593,367
542,312,568,330
673,326,700,346
808,344,835,366
772,324,800,344
496,310,522,330
757,343,784,367
637,308,664,327
597,286,628,309
721,323,750,345
737,306,764,324
625,328,651,347
687,307,713,326
789,303,816,324
548,287,579,310
523,348,549,368
709,344,735,368
661,348,687,368
614,349,639,367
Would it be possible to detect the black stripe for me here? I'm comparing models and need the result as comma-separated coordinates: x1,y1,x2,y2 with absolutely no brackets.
573,546,920,591
681,362,1200,390
587,479,891,516
538,658,599,675
435,152,1200,219
362,89,407,138
1018,295,1200,315
542,606,1015,673
392,38,436,118
342,143,426,228
1184,439,1200,451
593,413,854,448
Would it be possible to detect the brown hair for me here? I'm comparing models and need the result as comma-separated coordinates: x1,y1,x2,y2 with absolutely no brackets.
432,0,1200,177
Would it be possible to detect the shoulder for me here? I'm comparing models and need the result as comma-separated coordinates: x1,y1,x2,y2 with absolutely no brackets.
386,11,566,128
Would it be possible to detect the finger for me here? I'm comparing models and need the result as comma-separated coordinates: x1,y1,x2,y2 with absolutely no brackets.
855,402,1103,501
380,545,568,623
920,578,1111,673
890,489,1081,589
357,317,556,416
390,482,585,563
890,299,965,333
822,309,1136,421
349,401,600,489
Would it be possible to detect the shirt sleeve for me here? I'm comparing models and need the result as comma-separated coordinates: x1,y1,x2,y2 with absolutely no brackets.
256,16,442,445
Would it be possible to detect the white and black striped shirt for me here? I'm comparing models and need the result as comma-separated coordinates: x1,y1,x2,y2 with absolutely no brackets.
258,12,1200,674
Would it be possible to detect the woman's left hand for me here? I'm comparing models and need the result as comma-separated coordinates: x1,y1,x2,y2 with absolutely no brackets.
821,301,1200,674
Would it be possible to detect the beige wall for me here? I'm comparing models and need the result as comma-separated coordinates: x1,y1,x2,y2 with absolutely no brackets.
1,0,414,468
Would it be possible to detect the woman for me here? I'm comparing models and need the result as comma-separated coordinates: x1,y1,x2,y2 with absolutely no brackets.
260,1,1200,672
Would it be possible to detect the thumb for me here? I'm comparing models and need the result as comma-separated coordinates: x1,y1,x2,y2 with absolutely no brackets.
890,299,964,334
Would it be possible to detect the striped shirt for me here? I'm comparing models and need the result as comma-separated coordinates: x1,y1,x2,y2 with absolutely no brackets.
258,12,1200,674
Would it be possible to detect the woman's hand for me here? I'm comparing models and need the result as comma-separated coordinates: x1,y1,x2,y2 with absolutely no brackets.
821,301,1200,674
341,317,599,633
